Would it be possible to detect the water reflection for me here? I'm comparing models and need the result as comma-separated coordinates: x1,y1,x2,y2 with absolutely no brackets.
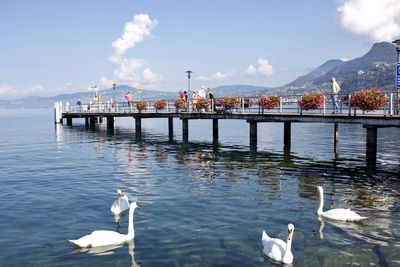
72,240,140,266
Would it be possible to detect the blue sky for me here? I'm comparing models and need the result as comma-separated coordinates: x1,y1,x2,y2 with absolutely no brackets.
1,0,399,98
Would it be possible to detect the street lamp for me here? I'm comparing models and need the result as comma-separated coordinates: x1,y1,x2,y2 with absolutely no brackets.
112,83,116,110
392,39,400,114
185,70,192,112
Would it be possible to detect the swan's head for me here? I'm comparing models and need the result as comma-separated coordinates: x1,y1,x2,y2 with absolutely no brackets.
116,189,123,197
130,202,139,209
287,223,294,241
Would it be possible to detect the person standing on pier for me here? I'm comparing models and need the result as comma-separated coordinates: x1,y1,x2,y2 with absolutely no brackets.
330,77,341,113
125,91,133,112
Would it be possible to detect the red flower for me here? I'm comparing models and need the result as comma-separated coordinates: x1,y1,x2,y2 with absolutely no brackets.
298,92,324,110
350,88,387,111
258,95,279,109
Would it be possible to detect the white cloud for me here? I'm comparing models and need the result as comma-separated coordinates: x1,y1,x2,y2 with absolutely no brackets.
112,13,158,56
197,71,233,80
244,58,274,77
0,84,13,96
29,84,43,92
106,13,163,88
337,0,400,42
142,68,163,86
99,77,114,88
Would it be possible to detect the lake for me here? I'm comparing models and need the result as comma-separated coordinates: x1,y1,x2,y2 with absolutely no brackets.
0,109,399,267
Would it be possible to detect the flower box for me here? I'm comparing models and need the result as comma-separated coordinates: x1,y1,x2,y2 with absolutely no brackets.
298,92,324,110
258,95,279,109
153,100,167,110
174,98,186,109
136,101,147,111
217,96,239,110
195,99,210,109
350,88,387,111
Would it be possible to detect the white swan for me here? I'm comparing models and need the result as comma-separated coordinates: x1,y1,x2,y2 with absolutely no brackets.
317,186,367,222
111,189,130,215
262,224,294,264
69,202,139,248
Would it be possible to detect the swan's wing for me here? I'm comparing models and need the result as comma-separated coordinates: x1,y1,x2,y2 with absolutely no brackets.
262,237,286,262
323,208,367,221
111,199,120,214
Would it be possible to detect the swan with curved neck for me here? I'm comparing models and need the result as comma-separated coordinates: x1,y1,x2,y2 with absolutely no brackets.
69,202,139,248
111,189,130,215
262,224,294,264
317,186,367,222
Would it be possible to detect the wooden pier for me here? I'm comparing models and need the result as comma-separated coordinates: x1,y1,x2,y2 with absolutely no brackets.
58,104,400,165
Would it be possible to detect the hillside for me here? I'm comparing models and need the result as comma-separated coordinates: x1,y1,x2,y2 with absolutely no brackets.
283,42,397,94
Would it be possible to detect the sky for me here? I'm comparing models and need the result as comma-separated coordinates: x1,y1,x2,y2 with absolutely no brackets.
0,0,399,99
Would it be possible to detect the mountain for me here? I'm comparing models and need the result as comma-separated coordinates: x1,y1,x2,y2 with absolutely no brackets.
283,42,397,94
212,85,276,97
286,59,344,87
0,86,176,109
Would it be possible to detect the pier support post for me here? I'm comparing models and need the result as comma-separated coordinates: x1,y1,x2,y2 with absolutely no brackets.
89,117,96,128
364,125,377,165
168,117,174,141
85,117,89,127
66,117,72,126
283,122,291,152
334,123,339,155
182,118,189,143
107,116,114,129
135,117,142,139
249,120,257,150
213,119,219,143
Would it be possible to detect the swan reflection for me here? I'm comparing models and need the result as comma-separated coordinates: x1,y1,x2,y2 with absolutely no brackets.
72,240,140,266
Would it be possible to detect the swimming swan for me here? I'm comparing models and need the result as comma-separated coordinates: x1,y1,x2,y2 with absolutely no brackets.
111,189,130,215
69,202,139,248
317,186,367,222
262,224,294,264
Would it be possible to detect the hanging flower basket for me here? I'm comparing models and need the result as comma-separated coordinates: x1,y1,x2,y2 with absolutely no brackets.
174,98,186,109
298,92,324,110
350,88,387,111
218,96,239,110
258,95,279,109
136,100,147,111
153,100,167,110
195,99,210,109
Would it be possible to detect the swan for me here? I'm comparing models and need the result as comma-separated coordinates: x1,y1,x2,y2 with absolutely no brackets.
69,202,139,248
317,186,367,222
111,189,130,215
262,224,294,264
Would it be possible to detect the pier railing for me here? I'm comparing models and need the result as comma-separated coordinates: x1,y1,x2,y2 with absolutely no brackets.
62,92,399,116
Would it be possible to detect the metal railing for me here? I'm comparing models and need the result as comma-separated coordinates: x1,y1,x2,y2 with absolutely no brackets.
62,92,399,117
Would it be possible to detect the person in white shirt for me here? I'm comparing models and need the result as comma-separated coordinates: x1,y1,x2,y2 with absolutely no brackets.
198,86,207,99
331,77,341,113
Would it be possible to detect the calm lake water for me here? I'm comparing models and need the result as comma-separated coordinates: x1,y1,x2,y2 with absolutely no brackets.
0,109,399,267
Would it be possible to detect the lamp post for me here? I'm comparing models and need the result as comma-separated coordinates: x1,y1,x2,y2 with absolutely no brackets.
112,83,116,110
392,39,400,114
137,88,142,101
185,70,192,112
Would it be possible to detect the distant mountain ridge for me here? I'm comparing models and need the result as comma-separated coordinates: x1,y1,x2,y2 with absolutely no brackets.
286,59,344,87
283,42,397,94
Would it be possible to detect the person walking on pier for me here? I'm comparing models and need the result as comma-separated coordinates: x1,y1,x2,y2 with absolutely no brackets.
330,77,341,113
125,91,133,112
